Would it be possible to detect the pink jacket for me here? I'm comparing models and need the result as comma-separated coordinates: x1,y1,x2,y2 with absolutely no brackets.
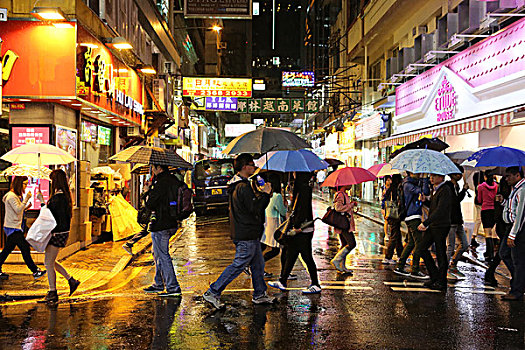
334,190,356,233
477,182,498,211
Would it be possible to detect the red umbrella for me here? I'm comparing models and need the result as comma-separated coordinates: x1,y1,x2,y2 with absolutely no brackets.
367,163,387,176
321,167,376,187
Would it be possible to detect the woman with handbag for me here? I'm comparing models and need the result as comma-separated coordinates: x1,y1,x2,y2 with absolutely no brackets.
382,174,403,265
330,185,358,273
0,176,46,280
260,174,287,278
37,169,80,303
269,172,321,294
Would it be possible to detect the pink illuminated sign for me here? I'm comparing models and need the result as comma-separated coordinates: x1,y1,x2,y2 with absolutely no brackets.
435,77,457,122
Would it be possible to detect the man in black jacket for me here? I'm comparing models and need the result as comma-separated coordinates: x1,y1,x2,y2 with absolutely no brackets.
143,165,182,297
204,153,274,309
445,166,469,280
417,173,453,290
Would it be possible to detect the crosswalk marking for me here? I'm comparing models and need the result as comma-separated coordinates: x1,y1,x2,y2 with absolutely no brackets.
390,287,441,293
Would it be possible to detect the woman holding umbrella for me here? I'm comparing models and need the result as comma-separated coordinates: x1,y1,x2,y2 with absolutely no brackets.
0,176,46,280
477,173,499,262
330,184,358,273
269,172,321,294
37,169,80,303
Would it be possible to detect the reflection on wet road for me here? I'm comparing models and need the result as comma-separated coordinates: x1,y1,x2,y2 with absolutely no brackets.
1,200,524,349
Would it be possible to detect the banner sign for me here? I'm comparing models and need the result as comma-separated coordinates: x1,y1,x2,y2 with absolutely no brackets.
237,98,318,113
182,77,252,98
205,97,238,111
282,71,315,87
184,0,252,19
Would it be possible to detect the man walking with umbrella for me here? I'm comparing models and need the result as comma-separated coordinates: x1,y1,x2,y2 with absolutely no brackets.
203,154,275,309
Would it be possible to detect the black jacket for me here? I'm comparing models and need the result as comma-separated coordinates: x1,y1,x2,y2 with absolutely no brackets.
228,174,270,241
423,182,453,229
146,171,181,232
47,193,71,233
292,177,314,230
444,181,467,225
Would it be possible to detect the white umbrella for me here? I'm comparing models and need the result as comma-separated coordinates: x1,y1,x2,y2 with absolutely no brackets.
390,149,460,175
0,165,52,180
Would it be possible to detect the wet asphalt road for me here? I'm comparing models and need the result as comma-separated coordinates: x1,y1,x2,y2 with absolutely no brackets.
1,200,525,349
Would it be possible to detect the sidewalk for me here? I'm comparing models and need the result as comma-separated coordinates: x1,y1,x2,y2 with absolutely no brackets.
0,224,185,299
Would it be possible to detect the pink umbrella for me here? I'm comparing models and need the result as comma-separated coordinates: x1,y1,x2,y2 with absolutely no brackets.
321,167,377,187
368,163,388,176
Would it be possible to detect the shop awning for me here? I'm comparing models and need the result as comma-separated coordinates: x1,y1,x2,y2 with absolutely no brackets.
379,109,515,148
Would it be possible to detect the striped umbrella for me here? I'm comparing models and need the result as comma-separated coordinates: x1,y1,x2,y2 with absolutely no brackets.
109,146,192,168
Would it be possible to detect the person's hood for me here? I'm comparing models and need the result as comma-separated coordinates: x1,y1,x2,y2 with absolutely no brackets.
480,182,498,190
2,191,10,204
227,174,248,193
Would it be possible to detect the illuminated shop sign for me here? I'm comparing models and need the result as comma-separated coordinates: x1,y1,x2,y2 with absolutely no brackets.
435,76,457,122
97,126,111,145
182,77,252,98
282,71,315,87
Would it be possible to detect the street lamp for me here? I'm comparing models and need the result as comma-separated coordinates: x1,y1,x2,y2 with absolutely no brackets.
31,7,67,21
172,25,223,32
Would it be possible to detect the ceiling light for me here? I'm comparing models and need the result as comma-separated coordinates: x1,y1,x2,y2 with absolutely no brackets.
138,65,156,74
31,7,66,21
106,37,133,50
211,25,223,32
60,99,73,102
114,68,129,73
18,99,31,102
72,104,82,106
52,22,74,29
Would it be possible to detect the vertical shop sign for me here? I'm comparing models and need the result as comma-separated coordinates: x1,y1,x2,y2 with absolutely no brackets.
56,126,77,207
435,76,457,122
11,126,50,210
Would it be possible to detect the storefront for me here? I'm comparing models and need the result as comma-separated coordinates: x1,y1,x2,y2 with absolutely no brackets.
355,113,381,201
338,122,356,167
380,16,525,227
0,20,144,255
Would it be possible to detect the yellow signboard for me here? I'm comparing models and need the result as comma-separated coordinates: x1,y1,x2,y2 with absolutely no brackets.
183,77,252,98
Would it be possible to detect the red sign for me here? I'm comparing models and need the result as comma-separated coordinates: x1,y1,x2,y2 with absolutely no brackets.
10,103,26,110
76,26,144,125
0,21,76,98
10,127,51,210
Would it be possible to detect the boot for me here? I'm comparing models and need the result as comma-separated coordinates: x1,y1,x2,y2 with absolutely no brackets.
485,238,494,262
68,277,81,296
331,247,352,273
39,290,58,304
471,237,480,248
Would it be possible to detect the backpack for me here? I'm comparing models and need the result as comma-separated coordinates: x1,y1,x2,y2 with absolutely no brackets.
176,183,194,220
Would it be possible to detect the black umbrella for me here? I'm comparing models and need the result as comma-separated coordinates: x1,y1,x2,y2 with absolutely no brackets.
223,127,311,155
390,137,449,158
324,158,344,167
109,146,193,168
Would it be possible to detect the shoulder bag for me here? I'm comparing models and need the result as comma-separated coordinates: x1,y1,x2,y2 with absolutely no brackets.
273,195,299,245
321,192,350,230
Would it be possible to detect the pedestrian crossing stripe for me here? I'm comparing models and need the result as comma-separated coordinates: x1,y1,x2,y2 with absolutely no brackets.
453,288,505,295
384,281,424,286
390,287,441,293
322,286,373,291
322,280,370,285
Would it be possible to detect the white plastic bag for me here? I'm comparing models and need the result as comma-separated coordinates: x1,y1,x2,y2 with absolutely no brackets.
26,207,57,252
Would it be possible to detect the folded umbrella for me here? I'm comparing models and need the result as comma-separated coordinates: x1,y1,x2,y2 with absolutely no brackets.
255,149,329,172
465,146,525,167
321,167,376,187
223,127,311,155
390,149,460,175
109,146,192,168
390,137,449,158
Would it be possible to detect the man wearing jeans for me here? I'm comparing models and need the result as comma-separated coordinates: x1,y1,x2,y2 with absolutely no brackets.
143,164,182,297
395,172,430,280
203,153,274,309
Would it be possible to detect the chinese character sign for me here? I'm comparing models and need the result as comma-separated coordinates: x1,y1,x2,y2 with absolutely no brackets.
182,77,252,98
205,97,238,111
282,71,315,87
236,98,318,113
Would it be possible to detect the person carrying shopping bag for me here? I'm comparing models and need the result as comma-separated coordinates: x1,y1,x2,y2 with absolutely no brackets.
0,176,46,280
330,185,358,274
37,169,80,304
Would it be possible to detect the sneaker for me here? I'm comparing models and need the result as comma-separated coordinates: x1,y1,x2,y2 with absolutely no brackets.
410,271,430,280
203,290,224,309
122,243,133,255
33,269,46,280
382,258,396,265
68,277,81,296
449,267,466,280
268,281,287,291
263,271,273,279
484,273,498,287
302,285,322,294
427,282,447,291
243,267,251,276
159,289,182,297
143,285,164,293
0,272,10,280
394,267,410,277
252,292,275,304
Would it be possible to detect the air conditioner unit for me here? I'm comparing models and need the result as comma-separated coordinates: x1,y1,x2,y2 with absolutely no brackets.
437,13,459,48
386,57,399,78
458,0,483,34
164,61,174,74
414,33,436,62
127,126,140,136
401,47,415,70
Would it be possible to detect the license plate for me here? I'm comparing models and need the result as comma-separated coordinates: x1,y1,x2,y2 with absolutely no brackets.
211,189,222,195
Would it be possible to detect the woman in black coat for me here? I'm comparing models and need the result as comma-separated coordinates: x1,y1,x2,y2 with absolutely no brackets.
268,172,321,294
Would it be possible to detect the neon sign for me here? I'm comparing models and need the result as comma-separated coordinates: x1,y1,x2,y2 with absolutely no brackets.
435,76,457,122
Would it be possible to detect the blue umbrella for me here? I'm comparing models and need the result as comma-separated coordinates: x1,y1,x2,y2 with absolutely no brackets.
466,146,525,167
255,149,329,172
